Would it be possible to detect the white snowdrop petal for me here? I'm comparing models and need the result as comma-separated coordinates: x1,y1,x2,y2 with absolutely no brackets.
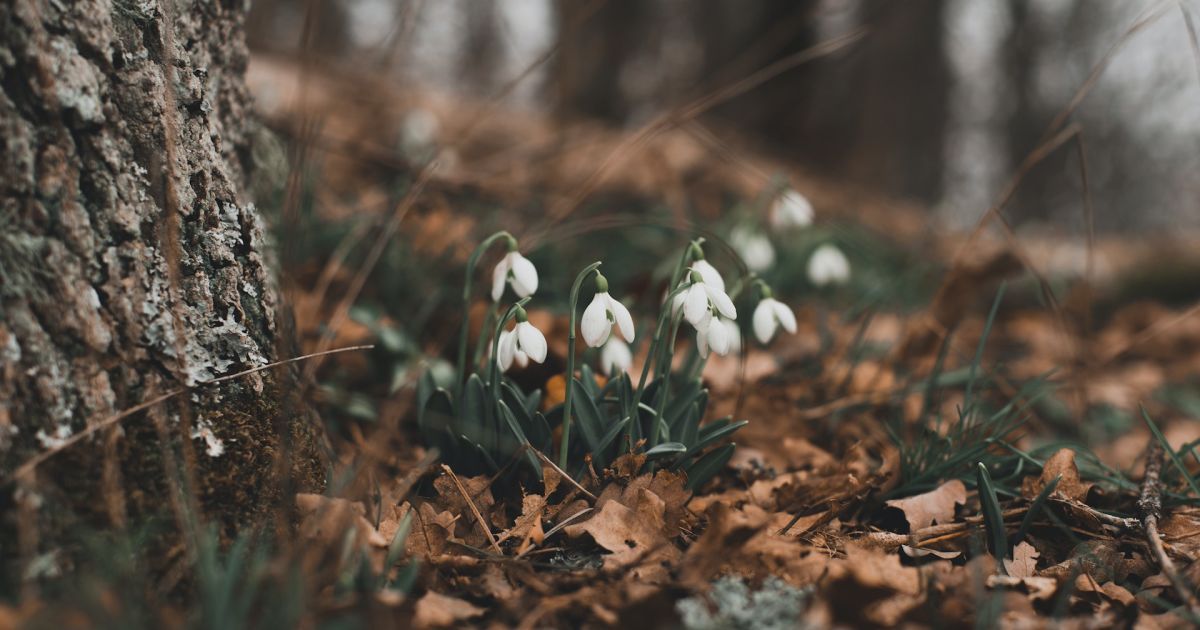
608,295,636,342
773,300,797,333
772,189,814,228
683,284,710,326
808,244,850,286
696,324,710,358
724,319,742,354
497,330,516,370
692,260,725,291
752,300,776,344
708,319,731,356
580,294,611,347
509,253,539,297
491,257,510,301
600,339,633,376
517,322,547,363
705,284,738,320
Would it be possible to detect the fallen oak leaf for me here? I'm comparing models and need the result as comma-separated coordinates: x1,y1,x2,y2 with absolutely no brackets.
885,479,967,531
1004,541,1040,578
986,575,1058,603
1022,448,1093,503
563,487,680,581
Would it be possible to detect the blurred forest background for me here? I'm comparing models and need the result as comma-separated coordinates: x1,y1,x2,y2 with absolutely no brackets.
246,0,1200,233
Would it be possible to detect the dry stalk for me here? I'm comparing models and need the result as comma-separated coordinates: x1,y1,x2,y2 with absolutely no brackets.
1139,439,1200,618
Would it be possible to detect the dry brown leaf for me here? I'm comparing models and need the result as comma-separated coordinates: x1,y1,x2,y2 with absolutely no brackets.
1022,448,1094,502
885,479,967,531
901,545,961,560
295,493,388,548
563,487,680,581
413,591,485,628
1004,541,1040,578
986,575,1058,603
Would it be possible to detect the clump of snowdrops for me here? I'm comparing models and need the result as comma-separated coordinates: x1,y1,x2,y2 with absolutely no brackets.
417,232,797,489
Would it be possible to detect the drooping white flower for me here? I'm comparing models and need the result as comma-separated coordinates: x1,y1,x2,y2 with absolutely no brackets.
599,338,633,376
494,330,529,371
491,250,539,301
730,226,776,273
682,266,737,323
695,314,735,358
770,188,814,228
690,258,725,290
807,244,851,287
497,316,547,372
752,297,797,344
580,283,635,348
400,108,440,153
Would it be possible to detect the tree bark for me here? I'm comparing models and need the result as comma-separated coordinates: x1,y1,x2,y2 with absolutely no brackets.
0,0,322,579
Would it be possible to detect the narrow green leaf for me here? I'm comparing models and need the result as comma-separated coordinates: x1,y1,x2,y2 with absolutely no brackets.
976,462,1009,570
686,444,735,490
691,420,749,453
1015,474,1060,545
1143,406,1200,498
645,442,687,459
570,378,605,454
498,400,542,478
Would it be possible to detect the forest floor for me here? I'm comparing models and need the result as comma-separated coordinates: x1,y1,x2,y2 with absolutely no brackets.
10,60,1200,629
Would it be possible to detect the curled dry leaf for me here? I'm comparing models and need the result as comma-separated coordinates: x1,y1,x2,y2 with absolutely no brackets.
986,575,1059,603
885,479,967,531
1022,448,1094,502
413,591,485,628
901,545,961,560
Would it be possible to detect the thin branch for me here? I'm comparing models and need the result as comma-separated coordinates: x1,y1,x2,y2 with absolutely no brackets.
440,464,502,554
5,345,374,483
1139,438,1200,618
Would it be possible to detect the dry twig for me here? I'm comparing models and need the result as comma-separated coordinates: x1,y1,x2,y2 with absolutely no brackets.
441,464,503,554
1139,439,1200,618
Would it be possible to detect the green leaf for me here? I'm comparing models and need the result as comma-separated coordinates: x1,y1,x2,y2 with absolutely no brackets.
1143,406,1200,499
462,375,490,451
691,420,748,453
976,462,1008,569
594,416,631,468
646,442,687,459
1015,474,1060,546
686,444,735,490
498,400,542,479
580,364,601,398
570,378,605,455
676,402,701,446
665,379,703,430
379,510,414,590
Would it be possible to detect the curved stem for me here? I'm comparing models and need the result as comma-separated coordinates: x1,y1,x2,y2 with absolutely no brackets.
488,297,531,409
560,261,603,469
456,231,513,390
648,312,684,450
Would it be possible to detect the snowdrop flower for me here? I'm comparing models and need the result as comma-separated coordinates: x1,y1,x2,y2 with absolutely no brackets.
580,273,635,347
695,314,736,358
494,330,529,370
752,295,797,344
599,338,633,376
497,308,547,371
491,242,539,301
680,268,737,327
690,258,726,291
770,188,814,229
807,243,851,287
730,225,776,273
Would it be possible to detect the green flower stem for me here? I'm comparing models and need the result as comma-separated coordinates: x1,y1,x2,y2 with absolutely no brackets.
635,282,692,398
648,313,684,450
456,230,515,390
560,261,603,469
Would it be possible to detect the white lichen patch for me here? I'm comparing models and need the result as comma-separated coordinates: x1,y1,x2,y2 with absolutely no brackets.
191,416,225,457
48,37,105,124
35,424,74,449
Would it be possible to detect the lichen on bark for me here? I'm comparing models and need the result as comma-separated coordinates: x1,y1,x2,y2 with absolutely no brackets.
0,0,323,580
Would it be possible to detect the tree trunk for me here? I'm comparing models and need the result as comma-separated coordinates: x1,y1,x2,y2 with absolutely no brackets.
0,0,322,580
